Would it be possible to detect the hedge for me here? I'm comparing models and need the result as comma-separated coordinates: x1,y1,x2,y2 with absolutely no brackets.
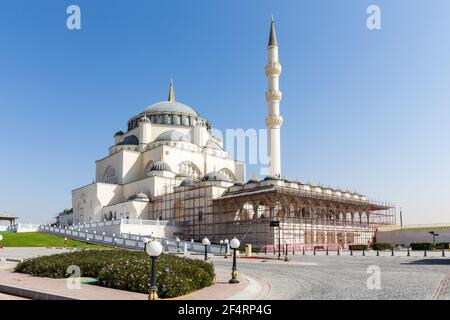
410,243,450,250
14,250,214,298
410,243,436,250
349,244,368,250
371,243,393,250
437,243,450,249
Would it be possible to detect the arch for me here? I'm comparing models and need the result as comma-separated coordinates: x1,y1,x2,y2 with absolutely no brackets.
103,166,118,184
218,168,236,182
144,160,154,174
178,161,202,179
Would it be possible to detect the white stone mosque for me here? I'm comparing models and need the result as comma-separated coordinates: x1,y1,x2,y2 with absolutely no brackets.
58,19,395,249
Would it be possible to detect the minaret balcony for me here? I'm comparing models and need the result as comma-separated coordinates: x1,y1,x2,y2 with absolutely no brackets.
265,89,282,102
265,115,283,128
265,62,282,77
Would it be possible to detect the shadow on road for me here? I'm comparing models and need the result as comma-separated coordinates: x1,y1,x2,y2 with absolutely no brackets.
402,259,450,265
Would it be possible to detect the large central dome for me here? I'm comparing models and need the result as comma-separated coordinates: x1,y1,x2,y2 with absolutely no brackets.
142,101,198,117
127,81,210,131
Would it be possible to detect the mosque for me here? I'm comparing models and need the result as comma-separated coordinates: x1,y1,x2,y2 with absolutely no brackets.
65,19,395,249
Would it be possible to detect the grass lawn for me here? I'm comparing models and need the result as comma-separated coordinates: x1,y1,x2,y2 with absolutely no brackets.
0,231,107,248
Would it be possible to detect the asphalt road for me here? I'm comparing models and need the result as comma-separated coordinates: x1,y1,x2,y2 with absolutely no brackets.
209,250,450,300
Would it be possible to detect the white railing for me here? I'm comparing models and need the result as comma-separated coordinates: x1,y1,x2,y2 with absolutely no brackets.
59,218,175,230
39,225,222,254
121,219,175,226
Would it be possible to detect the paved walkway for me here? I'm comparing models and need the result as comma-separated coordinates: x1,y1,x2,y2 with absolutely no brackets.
0,257,265,300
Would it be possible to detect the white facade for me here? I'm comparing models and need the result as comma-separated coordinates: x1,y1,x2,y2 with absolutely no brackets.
72,83,245,225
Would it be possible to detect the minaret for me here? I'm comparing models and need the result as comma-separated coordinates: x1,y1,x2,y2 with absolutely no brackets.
265,17,283,177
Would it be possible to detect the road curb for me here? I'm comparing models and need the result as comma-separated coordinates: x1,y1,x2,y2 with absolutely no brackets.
226,273,270,300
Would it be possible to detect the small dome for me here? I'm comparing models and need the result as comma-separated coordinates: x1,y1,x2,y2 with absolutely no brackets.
175,172,190,178
155,130,190,143
142,101,198,117
233,182,244,186
128,193,149,201
150,161,172,172
263,175,281,181
180,178,195,187
114,130,124,136
246,178,259,184
117,135,139,146
202,171,229,182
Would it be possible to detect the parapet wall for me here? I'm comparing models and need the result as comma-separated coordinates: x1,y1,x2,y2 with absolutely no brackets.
376,228,450,246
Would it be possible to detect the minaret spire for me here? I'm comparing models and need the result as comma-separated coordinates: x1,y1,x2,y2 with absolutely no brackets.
265,17,283,177
168,79,175,102
268,16,278,47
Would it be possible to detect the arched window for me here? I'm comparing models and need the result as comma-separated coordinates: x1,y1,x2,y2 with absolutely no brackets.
218,168,236,182
178,161,202,179
103,166,117,184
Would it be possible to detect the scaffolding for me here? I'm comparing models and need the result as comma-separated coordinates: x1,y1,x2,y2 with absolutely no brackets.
149,178,396,251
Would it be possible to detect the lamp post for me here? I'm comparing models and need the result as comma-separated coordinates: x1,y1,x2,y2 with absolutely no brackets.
277,226,282,260
86,237,89,248
220,240,224,254
113,233,116,248
176,237,180,253
142,237,150,252
202,237,210,261
145,240,163,300
64,237,67,248
429,231,439,244
284,239,289,262
224,239,229,258
229,237,240,284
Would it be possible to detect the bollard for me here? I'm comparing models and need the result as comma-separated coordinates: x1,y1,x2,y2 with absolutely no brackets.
302,247,305,256
407,247,410,256
313,247,316,256
424,249,427,257
264,246,267,255
362,248,365,256
442,248,445,257
292,246,295,255
326,247,329,256
350,248,353,256
337,247,340,256
391,248,394,256
376,249,379,256
273,246,276,255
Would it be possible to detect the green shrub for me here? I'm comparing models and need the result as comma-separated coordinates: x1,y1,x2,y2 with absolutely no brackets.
14,250,214,298
410,242,436,250
349,244,368,250
372,243,393,250
436,243,450,249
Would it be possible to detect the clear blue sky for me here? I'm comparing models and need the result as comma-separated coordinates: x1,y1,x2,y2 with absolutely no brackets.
1,0,449,224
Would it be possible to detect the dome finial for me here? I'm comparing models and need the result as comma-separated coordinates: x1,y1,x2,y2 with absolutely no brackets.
168,79,175,102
